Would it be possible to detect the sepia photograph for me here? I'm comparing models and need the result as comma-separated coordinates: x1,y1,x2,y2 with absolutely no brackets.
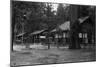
10,0,96,67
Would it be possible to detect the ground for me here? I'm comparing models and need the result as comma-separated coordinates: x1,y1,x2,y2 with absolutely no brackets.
11,44,96,66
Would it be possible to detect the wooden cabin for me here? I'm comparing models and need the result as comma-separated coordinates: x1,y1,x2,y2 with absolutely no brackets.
50,21,70,46
78,16,95,47
29,30,46,43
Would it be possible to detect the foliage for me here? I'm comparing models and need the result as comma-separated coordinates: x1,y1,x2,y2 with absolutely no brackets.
12,1,70,34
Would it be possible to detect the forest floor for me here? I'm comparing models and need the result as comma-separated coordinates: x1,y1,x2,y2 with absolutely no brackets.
11,44,96,66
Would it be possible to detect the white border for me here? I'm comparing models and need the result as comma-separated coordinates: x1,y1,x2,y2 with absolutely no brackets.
0,0,97,67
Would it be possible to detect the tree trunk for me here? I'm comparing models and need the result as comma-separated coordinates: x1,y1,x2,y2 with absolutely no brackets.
47,38,50,49
69,32,81,49
69,5,81,49
48,43,50,49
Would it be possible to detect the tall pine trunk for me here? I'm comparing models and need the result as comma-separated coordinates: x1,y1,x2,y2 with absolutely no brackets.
69,5,81,49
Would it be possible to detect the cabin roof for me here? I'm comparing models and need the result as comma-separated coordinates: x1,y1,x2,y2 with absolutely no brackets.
79,16,89,24
51,21,70,32
16,32,26,37
30,29,45,35
59,21,70,30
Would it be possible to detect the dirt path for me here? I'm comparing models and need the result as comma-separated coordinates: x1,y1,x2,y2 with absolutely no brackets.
11,47,96,66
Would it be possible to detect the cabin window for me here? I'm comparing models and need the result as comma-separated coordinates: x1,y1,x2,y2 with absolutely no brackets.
79,33,82,38
40,36,46,38
84,33,87,38
55,34,58,38
63,33,66,38
83,33,87,38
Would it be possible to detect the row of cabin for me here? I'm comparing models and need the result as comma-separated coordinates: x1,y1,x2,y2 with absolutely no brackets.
14,16,95,46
